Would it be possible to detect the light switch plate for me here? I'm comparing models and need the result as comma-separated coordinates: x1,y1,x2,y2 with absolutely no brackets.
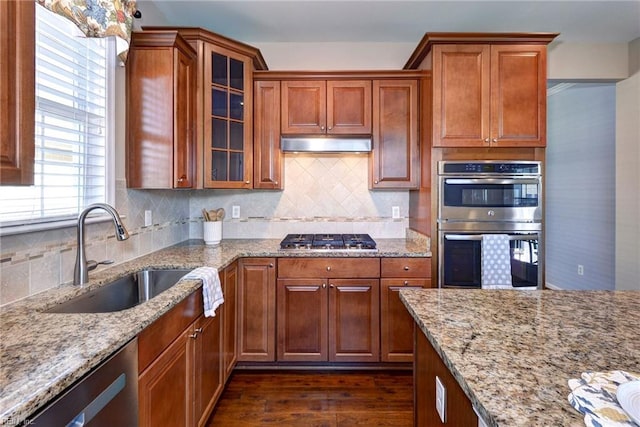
232,205,240,219
435,375,446,423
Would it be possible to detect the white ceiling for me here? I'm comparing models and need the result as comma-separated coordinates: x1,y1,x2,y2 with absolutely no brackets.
137,0,640,44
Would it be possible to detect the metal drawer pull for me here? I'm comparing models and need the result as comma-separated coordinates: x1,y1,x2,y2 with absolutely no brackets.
404,266,410,271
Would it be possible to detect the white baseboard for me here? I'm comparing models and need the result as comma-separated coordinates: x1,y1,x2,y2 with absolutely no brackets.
545,282,563,290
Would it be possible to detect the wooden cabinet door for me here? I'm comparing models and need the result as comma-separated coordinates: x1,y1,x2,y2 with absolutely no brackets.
490,44,547,147
139,328,193,427
0,0,34,185
127,32,196,189
281,80,326,134
414,327,478,426
277,278,328,362
327,80,372,134
253,80,283,189
174,46,196,188
222,262,238,381
329,278,380,362
380,279,430,362
432,44,491,147
370,80,419,189
237,258,276,361
194,314,223,427
203,44,253,188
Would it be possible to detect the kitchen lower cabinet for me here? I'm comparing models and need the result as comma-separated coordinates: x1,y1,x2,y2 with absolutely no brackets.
138,275,225,427
277,258,381,363
222,261,238,381
237,258,276,361
414,327,477,426
380,258,431,362
194,313,223,427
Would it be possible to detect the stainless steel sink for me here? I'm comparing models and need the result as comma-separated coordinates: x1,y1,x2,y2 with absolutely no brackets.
46,269,192,313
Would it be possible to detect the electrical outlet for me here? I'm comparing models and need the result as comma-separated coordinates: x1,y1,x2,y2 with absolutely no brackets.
232,205,240,219
578,265,584,276
392,206,400,219
435,375,446,423
144,210,152,227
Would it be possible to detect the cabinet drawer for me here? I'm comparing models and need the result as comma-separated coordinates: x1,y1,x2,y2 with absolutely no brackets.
278,257,380,278
380,278,431,288
381,258,430,278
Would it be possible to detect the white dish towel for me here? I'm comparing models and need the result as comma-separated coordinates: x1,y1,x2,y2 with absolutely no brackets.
481,234,513,289
182,267,224,317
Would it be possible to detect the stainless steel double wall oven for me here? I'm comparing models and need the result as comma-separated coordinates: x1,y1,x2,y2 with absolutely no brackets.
437,161,543,289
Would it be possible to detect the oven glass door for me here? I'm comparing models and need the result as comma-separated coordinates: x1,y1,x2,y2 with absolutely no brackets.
440,232,540,288
439,178,541,222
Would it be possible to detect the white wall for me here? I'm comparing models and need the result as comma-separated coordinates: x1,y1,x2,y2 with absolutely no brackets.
546,83,616,290
615,38,640,290
548,42,629,80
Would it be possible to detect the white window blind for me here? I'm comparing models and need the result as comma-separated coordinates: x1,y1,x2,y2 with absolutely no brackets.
0,5,113,226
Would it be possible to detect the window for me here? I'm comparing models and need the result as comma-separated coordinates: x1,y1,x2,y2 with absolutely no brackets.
0,5,114,226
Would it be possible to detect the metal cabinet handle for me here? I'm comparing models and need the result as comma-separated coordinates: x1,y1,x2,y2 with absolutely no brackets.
326,266,331,271
322,283,326,289
492,138,498,143
404,281,409,286
328,126,332,130
269,263,274,268
189,327,203,339
177,175,186,183
374,180,378,184
484,138,490,143
329,284,335,288
404,266,410,271
320,125,325,131
245,180,250,184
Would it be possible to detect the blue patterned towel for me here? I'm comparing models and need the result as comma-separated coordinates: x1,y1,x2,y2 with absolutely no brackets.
481,234,513,289
182,267,224,317
568,370,640,427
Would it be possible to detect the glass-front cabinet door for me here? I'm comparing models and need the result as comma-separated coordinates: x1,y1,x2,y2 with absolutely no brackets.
203,45,253,188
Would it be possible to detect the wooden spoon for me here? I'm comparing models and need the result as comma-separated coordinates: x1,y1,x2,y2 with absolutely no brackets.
216,208,225,221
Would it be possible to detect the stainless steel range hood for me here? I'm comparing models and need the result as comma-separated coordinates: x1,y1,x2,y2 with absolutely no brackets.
281,136,372,153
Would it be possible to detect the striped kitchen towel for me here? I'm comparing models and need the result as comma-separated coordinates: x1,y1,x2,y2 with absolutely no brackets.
481,234,513,289
182,267,224,317
568,370,640,427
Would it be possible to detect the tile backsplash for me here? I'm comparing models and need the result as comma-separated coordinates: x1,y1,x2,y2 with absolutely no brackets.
1,154,412,306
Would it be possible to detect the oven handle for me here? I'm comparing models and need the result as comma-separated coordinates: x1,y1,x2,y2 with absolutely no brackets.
444,233,539,241
443,178,540,185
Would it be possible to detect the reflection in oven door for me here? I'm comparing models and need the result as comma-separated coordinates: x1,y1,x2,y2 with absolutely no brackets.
440,233,540,288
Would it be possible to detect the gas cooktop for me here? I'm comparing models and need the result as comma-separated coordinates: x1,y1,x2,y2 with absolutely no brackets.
279,234,377,251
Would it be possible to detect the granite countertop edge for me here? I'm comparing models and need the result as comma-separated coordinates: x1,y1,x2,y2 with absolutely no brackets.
398,288,640,427
0,237,430,424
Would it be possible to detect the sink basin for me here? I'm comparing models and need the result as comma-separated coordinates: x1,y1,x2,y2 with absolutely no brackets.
46,269,192,313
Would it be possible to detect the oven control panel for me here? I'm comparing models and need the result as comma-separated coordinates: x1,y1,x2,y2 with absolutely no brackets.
439,161,540,175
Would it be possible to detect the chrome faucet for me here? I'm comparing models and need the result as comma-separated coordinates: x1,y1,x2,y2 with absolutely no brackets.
74,203,129,286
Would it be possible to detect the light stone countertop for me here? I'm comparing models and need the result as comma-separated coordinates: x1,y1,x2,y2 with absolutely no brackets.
399,288,640,427
0,238,429,425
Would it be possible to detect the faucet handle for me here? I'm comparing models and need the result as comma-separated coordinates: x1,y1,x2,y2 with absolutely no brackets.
86,259,114,271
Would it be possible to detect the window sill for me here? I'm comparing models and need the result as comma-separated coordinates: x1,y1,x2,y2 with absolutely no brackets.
0,214,126,237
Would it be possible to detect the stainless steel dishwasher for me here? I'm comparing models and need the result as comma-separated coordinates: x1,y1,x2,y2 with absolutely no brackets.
31,338,138,426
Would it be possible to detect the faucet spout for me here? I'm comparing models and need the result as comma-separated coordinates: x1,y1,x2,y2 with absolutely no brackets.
74,203,129,286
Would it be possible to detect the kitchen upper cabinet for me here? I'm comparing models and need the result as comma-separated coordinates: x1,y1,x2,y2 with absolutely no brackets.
127,31,196,189
253,80,283,189
140,27,268,189
281,80,372,135
277,258,381,363
203,45,253,188
0,0,35,186
432,43,548,148
237,258,276,362
370,79,419,189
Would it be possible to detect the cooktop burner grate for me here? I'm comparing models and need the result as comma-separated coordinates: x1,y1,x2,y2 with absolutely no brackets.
279,233,377,251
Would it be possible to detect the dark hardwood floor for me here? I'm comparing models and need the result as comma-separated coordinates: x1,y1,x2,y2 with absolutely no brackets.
206,370,413,426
